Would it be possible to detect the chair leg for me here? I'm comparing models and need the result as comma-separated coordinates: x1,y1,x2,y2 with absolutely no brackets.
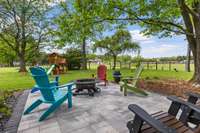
124,87,127,96
24,99,43,115
67,85,73,108
39,95,68,121
120,86,123,92
127,115,143,133
68,93,72,108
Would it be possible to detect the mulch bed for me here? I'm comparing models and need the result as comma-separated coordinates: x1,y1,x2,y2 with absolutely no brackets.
0,90,29,133
137,79,200,98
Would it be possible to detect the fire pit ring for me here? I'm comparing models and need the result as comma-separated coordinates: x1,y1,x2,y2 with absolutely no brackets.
73,78,100,96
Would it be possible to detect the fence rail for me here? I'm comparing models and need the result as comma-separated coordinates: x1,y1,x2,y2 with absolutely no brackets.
87,61,194,72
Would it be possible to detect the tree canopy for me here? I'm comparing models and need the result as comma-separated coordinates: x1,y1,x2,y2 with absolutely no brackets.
93,29,140,70
0,39,16,66
53,0,110,69
0,0,52,71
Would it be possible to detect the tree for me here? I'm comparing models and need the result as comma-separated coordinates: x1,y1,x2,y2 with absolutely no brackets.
0,0,51,72
0,40,16,66
93,30,140,70
84,0,200,84
186,45,191,72
53,0,108,70
64,48,82,70
87,54,97,60
97,54,112,65
118,55,132,68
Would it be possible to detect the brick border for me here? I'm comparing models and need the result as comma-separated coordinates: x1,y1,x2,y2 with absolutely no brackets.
3,90,29,133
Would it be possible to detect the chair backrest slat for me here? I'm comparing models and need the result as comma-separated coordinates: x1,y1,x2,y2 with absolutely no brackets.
47,64,56,75
97,64,107,80
132,64,144,86
30,67,55,101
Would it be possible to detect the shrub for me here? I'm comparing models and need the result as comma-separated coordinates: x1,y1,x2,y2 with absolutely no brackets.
0,91,12,118
153,76,159,79
145,76,150,80
64,48,82,70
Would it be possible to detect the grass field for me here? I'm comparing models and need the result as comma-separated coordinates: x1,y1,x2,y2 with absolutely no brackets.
0,67,193,91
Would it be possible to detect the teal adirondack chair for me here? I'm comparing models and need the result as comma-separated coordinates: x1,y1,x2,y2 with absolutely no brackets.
31,65,59,93
24,67,74,121
119,64,148,96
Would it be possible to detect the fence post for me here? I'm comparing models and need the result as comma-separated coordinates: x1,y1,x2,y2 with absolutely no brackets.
147,62,149,70
156,61,158,70
88,62,91,70
169,61,171,71
129,62,131,69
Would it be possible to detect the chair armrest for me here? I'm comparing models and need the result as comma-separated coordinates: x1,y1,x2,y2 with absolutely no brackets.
128,104,176,133
53,82,74,89
186,92,200,99
167,96,200,114
122,77,140,81
123,77,138,80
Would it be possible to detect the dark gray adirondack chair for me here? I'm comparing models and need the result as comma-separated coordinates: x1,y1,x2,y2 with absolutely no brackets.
127,96,200,133
184,92,200,126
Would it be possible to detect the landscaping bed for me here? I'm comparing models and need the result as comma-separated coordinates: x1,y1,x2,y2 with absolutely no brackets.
0,90,25,132
137,79,200,98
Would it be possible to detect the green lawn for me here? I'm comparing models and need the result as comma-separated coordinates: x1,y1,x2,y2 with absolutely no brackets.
0,67,193,91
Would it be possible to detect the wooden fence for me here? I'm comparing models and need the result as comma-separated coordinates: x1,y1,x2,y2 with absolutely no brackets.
87,61,194,71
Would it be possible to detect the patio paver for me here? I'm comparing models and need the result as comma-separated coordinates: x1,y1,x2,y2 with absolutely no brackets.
17,83,170,133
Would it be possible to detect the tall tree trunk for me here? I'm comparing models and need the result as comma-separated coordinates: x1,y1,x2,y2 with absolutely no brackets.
178,0,200,84
18,53,27,72
81,37,87,70
190,0,200,84
186,44,191,72
9,60,14,67
189,44,198,82
18,3,27,72
193,18,200,83
113,55,117,70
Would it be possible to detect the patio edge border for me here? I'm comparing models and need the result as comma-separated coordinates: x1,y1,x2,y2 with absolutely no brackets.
4,90,29,133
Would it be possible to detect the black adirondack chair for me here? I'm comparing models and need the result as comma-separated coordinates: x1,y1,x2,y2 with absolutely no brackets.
127,96,200,133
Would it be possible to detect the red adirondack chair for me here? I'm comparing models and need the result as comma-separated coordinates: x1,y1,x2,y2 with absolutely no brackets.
97,64,107,86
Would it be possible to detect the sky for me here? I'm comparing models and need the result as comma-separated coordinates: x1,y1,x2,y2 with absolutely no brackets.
102,25,188,58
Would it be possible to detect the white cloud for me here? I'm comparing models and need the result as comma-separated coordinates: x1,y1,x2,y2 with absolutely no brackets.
129,30,154,44
128,29,187,57
141,43,187,58
147,44,179,53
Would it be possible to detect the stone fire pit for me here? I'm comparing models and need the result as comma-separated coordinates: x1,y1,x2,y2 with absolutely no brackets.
73,78,101,96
